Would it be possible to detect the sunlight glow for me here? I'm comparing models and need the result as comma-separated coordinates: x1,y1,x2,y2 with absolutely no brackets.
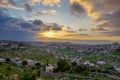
43,31,56,38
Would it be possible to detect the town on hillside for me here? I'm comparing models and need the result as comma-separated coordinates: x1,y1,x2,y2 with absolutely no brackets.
0,40,120,80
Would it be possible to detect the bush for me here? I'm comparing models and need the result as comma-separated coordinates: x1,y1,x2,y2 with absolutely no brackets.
54,59,71,72
22,60,28,66
5,58,11,63
36,69,41,77
0,62,2,65
82,70,89,76
20,73,36,80
75,65,87,73
6,66,11,70
0,73,3,79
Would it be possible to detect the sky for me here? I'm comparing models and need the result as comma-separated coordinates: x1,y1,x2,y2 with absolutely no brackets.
0,0,120,42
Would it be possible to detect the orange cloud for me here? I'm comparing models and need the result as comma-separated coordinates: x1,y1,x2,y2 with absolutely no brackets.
30,0,41,5
33,9,58,16
70,0,102,18
41,9,57,15
38,30,120,41
42,0,61,6
30,0,61,6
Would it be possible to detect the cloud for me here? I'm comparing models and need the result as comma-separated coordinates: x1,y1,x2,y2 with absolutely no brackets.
34,9,57,16
70,0,120,36
91,27,109,31
101,0,120,12
70,0,102,18
79,28,87,31
20,22,33,29
95,10,120,30
70,2,86,17
29,0,61,6
30,0,41,5
50,32,92,41
0,0,15,5
50,23,62,31
39,23,62,31
24,3,32,12
33,19,43,25
71,33,90,37
93,9,120,36
0,12,36,41
0,10,63,33
42,0,61,6
0,0,24,10
0,11,64,40
33,11,42,16
66,27,71,29
70,0,120,18
0,8,8,13
104,30,120,36
70,0,120,19
41,9,57,15
20,20,62,32
65,30,76,33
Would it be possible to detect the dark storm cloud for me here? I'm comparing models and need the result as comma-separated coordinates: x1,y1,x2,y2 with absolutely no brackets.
0,12,62,32
9,0,16,5
20,22,33,29
33,19,43,25
50,23,62,31
70,2,86,17
37,23,62,32
24,3,32,12
31,28,41,31
0,12,36,40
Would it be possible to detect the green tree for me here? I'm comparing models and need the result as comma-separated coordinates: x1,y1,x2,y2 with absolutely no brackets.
6,66,11,71
22,60,28,66
71,61,77,68
5,58,10,63
75,64,87,73
0,73,3,79
54,59,70,72
36,69,41,77
35,62,41,68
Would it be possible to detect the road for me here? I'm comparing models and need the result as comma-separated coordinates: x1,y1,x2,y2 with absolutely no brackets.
40,72,106,80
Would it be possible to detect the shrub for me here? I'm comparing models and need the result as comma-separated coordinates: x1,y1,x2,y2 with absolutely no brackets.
75,65,86,73
6,66,11,70
20,73,36,80
54,59,71,72
5,58,11,63
22,60,28,66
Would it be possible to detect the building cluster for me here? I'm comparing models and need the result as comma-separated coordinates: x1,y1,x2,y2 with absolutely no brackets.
41,42,120,63
44,42,120,54
0,40,26,50
41,42,120,73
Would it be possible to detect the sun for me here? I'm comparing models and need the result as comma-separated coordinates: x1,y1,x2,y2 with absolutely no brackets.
43,31,56,38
